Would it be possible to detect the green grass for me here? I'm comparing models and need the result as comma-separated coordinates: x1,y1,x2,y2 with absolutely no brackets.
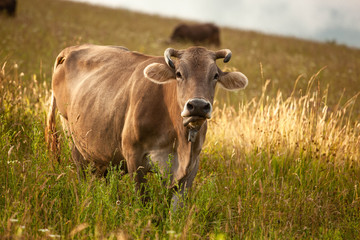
1,0,360,238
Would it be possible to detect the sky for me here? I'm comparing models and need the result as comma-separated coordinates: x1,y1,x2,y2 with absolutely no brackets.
71,0,360,49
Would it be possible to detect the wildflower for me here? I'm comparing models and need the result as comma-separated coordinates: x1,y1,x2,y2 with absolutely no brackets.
7,160,20,164
49,234,61,238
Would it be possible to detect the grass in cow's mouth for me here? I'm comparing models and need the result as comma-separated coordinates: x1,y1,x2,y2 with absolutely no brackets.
182,116,206,127
1,0,360,238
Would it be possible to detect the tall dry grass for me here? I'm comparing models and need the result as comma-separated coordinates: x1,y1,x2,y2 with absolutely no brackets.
208,69,360,166
197,70,360,238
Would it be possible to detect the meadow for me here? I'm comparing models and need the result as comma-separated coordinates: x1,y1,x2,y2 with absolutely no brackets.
1,0,360,239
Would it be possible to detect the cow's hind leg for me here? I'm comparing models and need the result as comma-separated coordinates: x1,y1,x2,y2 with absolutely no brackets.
71,145,88,180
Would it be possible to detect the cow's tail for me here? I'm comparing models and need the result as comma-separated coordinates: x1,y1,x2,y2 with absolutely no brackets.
45,54,67,162
45,91,60,162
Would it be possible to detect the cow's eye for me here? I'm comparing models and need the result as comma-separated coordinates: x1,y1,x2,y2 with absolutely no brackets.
214,73,219,81
176,71,182,79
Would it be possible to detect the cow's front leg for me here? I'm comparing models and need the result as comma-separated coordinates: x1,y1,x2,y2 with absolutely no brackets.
171,156,199,212
123,147,150,199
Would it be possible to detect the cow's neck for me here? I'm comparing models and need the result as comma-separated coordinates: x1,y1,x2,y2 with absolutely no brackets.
163,82,187,141
163,83,202,183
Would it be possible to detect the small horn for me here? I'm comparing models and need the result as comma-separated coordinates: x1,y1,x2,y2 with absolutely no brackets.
215,49,232,63
164,48,177,69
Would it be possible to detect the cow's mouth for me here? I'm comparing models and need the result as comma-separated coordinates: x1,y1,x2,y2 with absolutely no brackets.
183,116,207,129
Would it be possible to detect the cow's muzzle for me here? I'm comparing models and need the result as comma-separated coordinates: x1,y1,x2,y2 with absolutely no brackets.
181,98,212,128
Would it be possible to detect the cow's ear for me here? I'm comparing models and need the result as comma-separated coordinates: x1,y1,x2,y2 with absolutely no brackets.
144,63,176,84
218,71,248,91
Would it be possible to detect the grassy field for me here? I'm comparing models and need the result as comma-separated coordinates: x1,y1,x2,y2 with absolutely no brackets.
1,0,360,239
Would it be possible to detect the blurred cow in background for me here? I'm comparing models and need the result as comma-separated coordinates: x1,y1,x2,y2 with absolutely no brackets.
170,23,221,46
0,0,16,16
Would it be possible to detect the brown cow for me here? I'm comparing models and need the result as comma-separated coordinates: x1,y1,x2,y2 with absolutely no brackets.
170,23,221,46
46,45,248,209
0,0,16,16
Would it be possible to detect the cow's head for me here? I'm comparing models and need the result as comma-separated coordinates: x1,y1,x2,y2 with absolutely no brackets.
144,47,248,129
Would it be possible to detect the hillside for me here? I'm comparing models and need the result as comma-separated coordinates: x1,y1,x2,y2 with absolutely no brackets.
1,0,360,113
1,0,360,239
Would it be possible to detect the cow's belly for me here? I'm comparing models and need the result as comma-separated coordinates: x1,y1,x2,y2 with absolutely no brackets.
66,109,125,169
67,122,123,167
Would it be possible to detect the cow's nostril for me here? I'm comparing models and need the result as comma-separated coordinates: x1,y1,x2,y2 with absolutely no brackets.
187,102,194,111
203,103,211,112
